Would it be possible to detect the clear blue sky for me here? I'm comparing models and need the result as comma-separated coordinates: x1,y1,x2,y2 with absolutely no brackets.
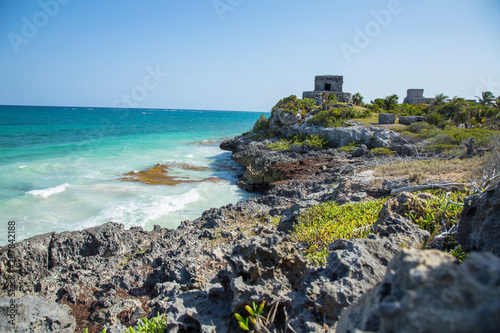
1,0,499,111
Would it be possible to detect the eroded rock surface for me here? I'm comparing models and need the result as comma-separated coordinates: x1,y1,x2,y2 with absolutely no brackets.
458,181,500,256
337,250,500,333
0,296,75,333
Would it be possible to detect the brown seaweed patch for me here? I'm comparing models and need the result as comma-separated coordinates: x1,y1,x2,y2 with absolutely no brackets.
120,163,220,186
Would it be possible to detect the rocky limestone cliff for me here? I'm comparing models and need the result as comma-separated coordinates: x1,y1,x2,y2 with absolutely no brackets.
1,124,499,332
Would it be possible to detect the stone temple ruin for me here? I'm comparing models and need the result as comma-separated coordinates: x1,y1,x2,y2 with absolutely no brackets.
303,75,353,104
402,89,434,105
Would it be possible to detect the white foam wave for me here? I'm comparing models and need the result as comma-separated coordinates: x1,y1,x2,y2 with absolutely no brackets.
78,188,201,228
27,183,70,198
19,165,27,169
185,154,194,159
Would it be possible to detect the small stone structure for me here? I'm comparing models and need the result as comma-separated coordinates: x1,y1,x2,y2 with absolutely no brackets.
379,113,397,124
398,115,427,125
303,75,353,104
402,89,434,105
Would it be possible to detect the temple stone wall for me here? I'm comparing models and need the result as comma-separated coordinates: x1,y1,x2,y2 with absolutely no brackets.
303,75,353,104
403,89,434,105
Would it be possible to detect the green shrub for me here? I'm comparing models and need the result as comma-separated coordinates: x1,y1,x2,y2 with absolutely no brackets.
252,114,269,133
432,133,455,145
321,92,339,110
272,95,302,115
126,313,167,333
352,107,371,118
292,199,385,265
370,147,396,156
406,190,469,262
267,139,292,151
338,141,360,152
399,126,498,151
367,104,383,113
423,144,459,152
266,134,330,151
250,128,282,141
289,134,329,149
307,109,349,128
406,122,433,133
396,103,427,116
400,132,420,144
300,98,319,113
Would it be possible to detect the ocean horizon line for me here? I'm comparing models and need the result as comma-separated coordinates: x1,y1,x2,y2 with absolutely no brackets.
0,104,268,114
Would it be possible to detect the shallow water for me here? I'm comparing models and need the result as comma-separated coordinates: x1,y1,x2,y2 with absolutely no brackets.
0,106,268,245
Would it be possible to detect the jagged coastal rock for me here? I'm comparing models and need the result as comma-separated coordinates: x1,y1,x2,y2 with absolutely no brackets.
336,250,500,333
1,103,499,332
0,296,75,333
458,181,500,256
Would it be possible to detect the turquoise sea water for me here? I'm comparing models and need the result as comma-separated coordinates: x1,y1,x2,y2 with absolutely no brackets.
0,106,268,245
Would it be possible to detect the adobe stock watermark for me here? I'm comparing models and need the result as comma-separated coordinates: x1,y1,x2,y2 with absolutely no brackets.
7,0,71,54
340,0,406,64
111,65,169,108
475,74,500,97
213,0,244,21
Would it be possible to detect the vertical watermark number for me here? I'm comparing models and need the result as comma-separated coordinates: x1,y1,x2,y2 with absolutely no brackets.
6,221,18,327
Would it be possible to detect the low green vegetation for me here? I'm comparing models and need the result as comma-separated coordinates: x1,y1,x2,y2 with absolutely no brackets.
235,301,274,331
252,114,269,133
84,313,167,333
292,199,385,265
394,121,498,152
307,107,371,128
370,147,396,157
267,139,291,151
266,134,329,151
291,189,470,266
272,95,318,116
406,189,469,262
338,141,360,152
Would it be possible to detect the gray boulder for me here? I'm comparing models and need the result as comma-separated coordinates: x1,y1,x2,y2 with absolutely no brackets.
269,109,301,128
0,296,75,333
458,182,500,256
337,250,500,333
352,144,369,157
399,115,427,125
379,113,396,124
227,234,307,312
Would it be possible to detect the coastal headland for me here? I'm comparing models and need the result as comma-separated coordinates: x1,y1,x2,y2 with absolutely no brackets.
1,90,500,332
